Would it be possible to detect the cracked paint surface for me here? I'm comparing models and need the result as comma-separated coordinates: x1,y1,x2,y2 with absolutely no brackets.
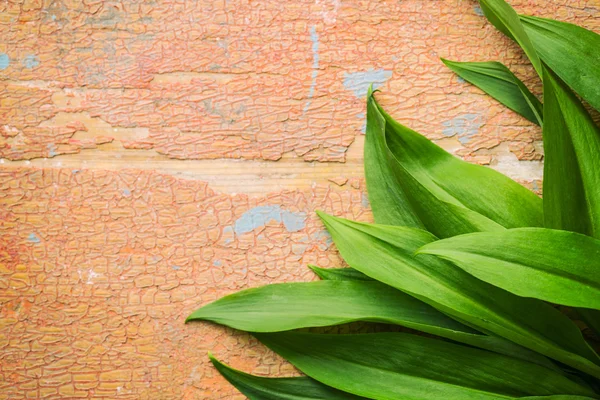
0,0,599,399
0,168,371,399
0,0,597,164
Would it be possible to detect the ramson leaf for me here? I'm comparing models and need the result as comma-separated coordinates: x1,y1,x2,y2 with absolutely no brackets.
478,0,542,75
364,88,424,229
317,212,600,378
522,397,598,400
542,66,600,242
365,92,543,237
541,66,600,336
209,354,366,400
521,15,600,113
308,265,373,281
442,59,542,125
418,228,600,310
188,280,557,369
256,332,597,400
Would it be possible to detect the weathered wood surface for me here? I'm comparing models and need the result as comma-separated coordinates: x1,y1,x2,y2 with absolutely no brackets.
0,0,598,398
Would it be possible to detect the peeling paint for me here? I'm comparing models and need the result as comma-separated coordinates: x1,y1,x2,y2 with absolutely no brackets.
234,205,306,236
27,233,40,244
361,193,370,208
23,54,40,69
491,144,544,181
442,113,483,144
303,25,320,113
0,53,9,70
311,230,333,249
343,69,393,98
47,144,58,157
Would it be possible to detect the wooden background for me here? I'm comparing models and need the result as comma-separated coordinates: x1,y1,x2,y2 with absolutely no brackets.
1,0,599,398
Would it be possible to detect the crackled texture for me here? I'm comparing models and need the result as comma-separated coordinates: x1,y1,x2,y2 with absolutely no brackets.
0,168,371,399
1,0,599,399
0,0,597,165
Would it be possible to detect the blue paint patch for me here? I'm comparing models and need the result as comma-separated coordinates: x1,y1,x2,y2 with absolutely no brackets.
361,193,370,208
213,260,222,266
311,230,333,248
303,25,320,113
0,53,9,70
27,233,40,244
442,113,483,144
457,76,466,84
72,169,80,174
172,265,181,270
356,113,366,134
223,226,234,244
234,205,307,236
122,188,131,196
343,69,393,99
292,244,309,255
23,54,40,69
47,144,57,157
474,5,484,16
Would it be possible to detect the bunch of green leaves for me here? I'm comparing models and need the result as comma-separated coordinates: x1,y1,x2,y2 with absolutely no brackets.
187,0,600,398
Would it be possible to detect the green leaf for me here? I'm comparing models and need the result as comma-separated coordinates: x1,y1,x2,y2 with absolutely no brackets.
255,332,597,400
187,280,475,333
522,397,598,400
542,65,600,240
365,93,543,237
188,279,557,369
308,265,373,281
418,228,600,310
364,87,425,229
441,59,542,125
541,50,600,338
209,354,366,400
578,309,600,337
478,0,542,75
317,212,600,378
521,15,600,113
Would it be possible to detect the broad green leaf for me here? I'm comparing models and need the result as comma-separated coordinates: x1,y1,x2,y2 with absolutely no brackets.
209,354,366,400
188,280,557,369
478,0,541,75
317,212,600,378
542,66,600,240
522,397,598,400
187,280,476,332
256,332,597,400
366,93,543,237
308,265,373,281
441,59,542,125
521,15,600,113
542,53,600,338
364,87,424,229
418,228,600,310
